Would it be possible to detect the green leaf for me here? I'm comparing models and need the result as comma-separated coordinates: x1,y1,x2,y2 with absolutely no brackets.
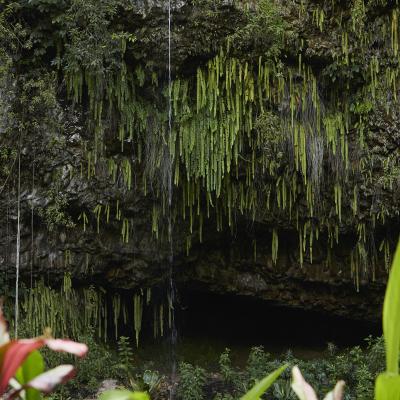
240,364,288,400
383,241,400,374
99,390,150,400
15,350,44,400
375,373,400,400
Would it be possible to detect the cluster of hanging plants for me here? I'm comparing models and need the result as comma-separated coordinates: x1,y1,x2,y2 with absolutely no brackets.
61,0,400,283
1,0,400,341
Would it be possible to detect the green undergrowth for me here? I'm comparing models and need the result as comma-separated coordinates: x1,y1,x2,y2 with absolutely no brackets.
20,326,384,400
208,339,385,400
15,322,117,399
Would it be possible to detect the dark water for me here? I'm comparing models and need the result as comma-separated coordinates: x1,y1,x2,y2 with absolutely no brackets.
134,291,380,371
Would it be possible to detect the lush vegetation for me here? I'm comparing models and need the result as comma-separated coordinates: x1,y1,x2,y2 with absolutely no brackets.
1,0,400,398
3,314,385,400
6,312,387,399
0,0,399,348
3,332,386,399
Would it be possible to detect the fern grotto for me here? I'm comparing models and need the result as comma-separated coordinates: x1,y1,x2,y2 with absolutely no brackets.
0,0,400,399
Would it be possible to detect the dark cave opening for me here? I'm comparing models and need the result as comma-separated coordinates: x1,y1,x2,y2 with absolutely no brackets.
134,289,381,369
178,290,381,348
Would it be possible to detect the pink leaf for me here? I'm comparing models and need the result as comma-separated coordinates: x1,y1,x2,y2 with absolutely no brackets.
323,381,345,400
45,339,88,357
7,365,76,399
0,304,87,395
291,366,319,400
0,340,43,394
0,306,10,346
25,365,76,393
0,337,87,395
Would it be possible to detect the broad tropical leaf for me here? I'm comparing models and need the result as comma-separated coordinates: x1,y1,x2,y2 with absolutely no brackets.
291,366,344,400
382,241,400,374
0,331,87,395
15,350,44,400
9,365,75,399
44,339,88,357
291,366,318,400
23,365,75,393
375,372,400,400
0,340,43,394
374,241,400,400
323,380,345,400
241,364,288,400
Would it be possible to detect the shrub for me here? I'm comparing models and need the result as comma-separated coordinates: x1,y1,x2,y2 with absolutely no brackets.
177,362,207,400
43,329,116,399
219,348,236,385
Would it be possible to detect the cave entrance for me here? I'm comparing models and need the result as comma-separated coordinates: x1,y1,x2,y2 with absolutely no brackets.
136,289,381,369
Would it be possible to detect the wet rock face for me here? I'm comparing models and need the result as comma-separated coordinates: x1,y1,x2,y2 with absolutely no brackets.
0,194,385,322
0,147,388,322
177,248,384,322
174,226,385,322
0,0,398,323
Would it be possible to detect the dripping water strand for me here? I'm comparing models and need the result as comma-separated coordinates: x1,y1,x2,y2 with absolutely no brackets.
6,193,10,279
31,157,35,289
15,148,21,338
168,0,172,178
167,1,177,399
